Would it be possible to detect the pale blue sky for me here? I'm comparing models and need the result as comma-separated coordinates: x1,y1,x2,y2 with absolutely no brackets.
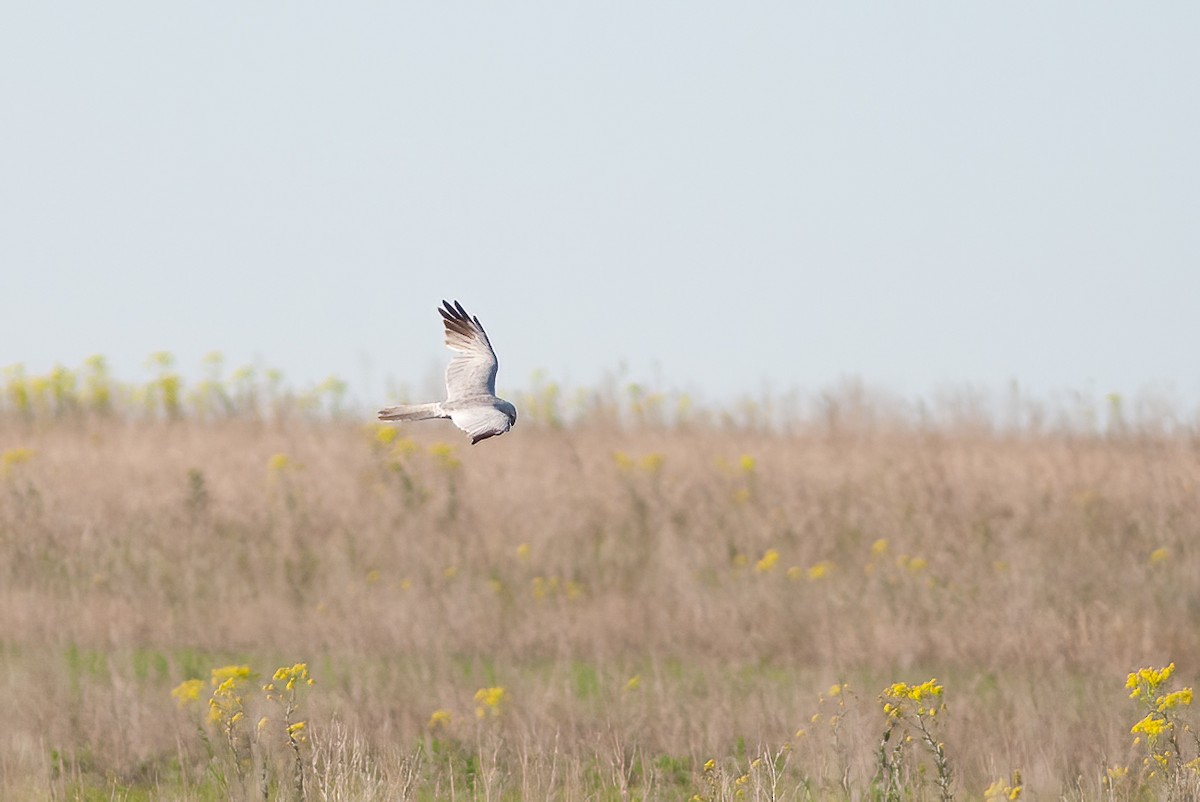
2,4,1198,412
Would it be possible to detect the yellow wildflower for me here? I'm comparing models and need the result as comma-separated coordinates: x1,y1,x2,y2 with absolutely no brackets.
807,561,835,581
906,679,943,701
1,447,35,476
267,453,292,472
1149,547,1169,564
210,665,253,686
983,777,1023,801
170,678,204,707
755,549,779,573
638,453,665,473
1131,714,1170,738
208,677,243,724
1127,663,1175,700
267,663,312,695
474,686,506,718
427,442,461,470
372,424,398,445
1156,688,1193,711
428,709,452,731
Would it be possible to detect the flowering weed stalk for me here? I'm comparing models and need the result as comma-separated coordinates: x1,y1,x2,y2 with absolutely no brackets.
172,661,315,799
983,771,1022,801
691,743,797,801
207,665,255,791
264,662,315,799
819,682,855,794
366,423,424,508
1126,663,1200,795
474,686,506,719
876,679,953,801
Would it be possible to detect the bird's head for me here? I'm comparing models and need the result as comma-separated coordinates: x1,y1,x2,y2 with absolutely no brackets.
498,400,517,428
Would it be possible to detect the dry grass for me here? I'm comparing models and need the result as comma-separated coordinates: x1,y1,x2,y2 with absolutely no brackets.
2,410,1199,799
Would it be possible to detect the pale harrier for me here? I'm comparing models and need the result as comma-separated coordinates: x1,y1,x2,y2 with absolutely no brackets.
378,300,517,444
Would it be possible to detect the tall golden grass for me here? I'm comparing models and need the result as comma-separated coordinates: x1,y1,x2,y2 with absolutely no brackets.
2,363,1199,799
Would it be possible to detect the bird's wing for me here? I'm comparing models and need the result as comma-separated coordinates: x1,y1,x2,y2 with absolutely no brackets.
449,405,511,444
440,300,499,401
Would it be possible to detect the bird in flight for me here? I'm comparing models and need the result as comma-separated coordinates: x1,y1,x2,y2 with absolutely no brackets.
378,300,518,445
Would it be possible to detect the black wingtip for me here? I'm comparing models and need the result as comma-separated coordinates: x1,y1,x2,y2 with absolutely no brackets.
440,299,474,322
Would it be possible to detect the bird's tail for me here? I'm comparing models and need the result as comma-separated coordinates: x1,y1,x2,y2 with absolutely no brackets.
377,402,446,422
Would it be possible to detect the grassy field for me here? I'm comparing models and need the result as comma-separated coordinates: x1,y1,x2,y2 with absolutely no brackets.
2,371,1200,799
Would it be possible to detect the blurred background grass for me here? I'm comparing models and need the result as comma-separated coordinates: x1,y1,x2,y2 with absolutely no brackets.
2,356,1198,799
